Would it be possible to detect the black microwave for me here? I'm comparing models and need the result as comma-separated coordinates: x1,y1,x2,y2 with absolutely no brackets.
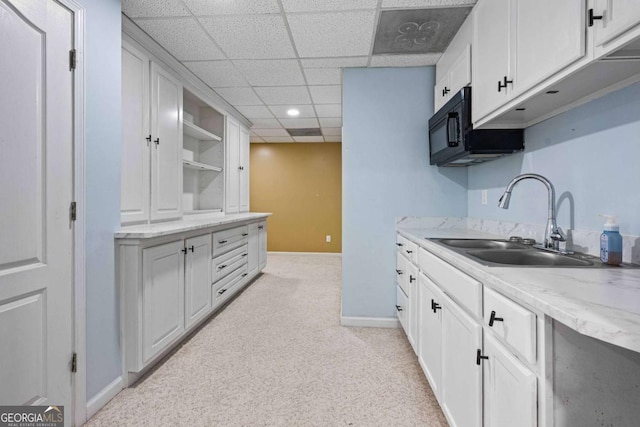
428,87,524,167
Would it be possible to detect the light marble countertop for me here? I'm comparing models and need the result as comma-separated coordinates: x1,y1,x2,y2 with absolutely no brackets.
115,212,271,239
397,224,640,354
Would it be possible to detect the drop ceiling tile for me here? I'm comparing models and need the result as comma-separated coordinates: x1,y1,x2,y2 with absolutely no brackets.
134,18,225,61
370,53,442,67
250,135,265,143
278,118,319,128
184,61,248,87
322,127,342,136
215,88,263,105
315,104,342,117
235,105,274,119
319,117,343,127
293,136,325,142
249,118,283,129
123,0,190,17
309,85,342,104
269,105,316,118
301,57,369,68
288,11,377,57
255,86,312,105
234,60,305,86
382,0,477,8
282,0,378,13
183,0,280,15
262,136,295,142
304,68,342,85
324,135,342,142
199,15,295,59
251,128,289,137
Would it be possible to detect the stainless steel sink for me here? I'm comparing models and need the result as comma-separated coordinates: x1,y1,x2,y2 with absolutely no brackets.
437,239,529,250
466,249,595,267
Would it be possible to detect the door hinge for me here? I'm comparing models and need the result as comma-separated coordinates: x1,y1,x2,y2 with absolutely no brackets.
70,201,77,221
71,353,77,373
69,49,77,70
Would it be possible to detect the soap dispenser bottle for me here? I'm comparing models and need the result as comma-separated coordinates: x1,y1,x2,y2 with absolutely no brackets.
600,214,622,266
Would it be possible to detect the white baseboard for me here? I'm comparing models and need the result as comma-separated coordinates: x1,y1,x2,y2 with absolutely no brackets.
340,316,400,328
268,251,342,257
86,376,123,420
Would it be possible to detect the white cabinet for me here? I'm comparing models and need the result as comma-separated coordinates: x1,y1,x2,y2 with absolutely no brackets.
417,273,444,398
441,293,483,427
225,117,250,214
406,261,419,352
248,221,267,277
473,0,586,122
258,221,267,269
593,0,640,52
483,334,537,427
184,234,212,329
142,240,185,363
121,41,183,224
434,45,471,112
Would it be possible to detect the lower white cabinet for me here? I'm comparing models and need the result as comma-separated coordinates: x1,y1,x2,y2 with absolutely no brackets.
483,334,537,427
258,221,267,269
441,292,483,427
184,234,212,329
142,240,185,364
396,248,419,351
248,222,260,277
417,273,444,398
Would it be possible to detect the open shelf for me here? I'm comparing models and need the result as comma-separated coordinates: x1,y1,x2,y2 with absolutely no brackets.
184,209,223,215
184,120,222,142
183,159,223,172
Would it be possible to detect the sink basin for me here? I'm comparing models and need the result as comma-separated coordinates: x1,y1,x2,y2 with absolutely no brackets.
437,239,529,250
466,249,595,267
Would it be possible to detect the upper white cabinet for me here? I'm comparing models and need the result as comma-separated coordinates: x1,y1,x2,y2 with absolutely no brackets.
121,42,183,224
473,0,586,122
225,117,250,214
593,0,640,54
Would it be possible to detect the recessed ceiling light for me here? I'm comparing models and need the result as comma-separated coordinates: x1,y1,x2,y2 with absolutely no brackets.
287,108,300,117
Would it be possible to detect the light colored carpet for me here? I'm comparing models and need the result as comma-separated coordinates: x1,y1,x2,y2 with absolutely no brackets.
87,254,447,426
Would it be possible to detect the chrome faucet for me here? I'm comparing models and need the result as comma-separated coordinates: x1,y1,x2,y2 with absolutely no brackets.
498,174,567,252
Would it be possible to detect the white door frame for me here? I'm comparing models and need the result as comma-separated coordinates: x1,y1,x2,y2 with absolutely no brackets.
54,0,86,425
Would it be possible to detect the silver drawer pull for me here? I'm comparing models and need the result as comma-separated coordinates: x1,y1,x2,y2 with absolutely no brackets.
218,264,227,270
242,253,247,257
218,239,227,244
218,288,227,295
258,226,264,229
242,273,248,277
242,233,248,236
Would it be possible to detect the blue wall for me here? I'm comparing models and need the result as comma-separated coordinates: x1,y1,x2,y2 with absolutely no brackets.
342,67,468,319
80,0,122,401
468,81,640,236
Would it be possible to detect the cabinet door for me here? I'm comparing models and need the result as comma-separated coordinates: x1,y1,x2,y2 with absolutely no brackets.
142,240,185,363
514,0,585,95
258,221,267,269
441,296,483,427
150,63,183,221
434,73,450,113
448,44,471,97
239,125,250,213
184,234,212,329
594,0,640,47
473,0,512,121
225,117,240,214
121,43,150,224
247,222,260,277
406,261,419,352
417,273,444,399
484,334,537,427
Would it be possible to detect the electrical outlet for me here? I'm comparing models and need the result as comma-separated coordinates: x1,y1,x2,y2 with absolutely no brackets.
326,235,331,243
481,190,488,205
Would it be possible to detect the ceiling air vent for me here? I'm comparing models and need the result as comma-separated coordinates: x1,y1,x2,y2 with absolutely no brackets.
373,7,472,55
286,128,322,137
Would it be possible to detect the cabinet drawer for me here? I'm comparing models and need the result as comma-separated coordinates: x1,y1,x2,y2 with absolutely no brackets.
396,285,408,334
212,225,248,256
484,287,536,364
396,252,408,294
418,247,482,318
213,264,248,305
396,234,418,263
212,244,248,283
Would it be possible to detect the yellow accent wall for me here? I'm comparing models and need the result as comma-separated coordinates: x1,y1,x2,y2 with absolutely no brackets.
250,143,342,253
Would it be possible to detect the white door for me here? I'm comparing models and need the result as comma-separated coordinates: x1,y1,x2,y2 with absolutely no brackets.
184,234,211,329
121,42,150,224
0,0,74,410
258,222,267,269
142,241,185,363
594,0,640,47
483,334,537,427
417,273,443,399
441,296,483,427
150,63,182,222
225,117,240,213
406,261,419,352
238,125,250,212
433,74,450,112
247,223,259,277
